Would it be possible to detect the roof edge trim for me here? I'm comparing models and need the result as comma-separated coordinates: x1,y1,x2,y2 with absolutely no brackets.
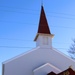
34,33,54,41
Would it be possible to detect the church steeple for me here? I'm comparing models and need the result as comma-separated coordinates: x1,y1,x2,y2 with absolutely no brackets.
34,6,54,48
38,6,51,34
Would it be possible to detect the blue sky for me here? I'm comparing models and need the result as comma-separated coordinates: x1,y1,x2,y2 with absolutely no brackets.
0,0,75,75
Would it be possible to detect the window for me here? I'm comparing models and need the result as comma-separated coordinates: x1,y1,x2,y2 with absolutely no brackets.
43,36,48,45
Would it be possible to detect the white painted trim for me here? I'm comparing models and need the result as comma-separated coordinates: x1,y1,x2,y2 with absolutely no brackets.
53,48,75,62
34,33,54,41
33,63,61,72
3,47,75,64
3,47,40,64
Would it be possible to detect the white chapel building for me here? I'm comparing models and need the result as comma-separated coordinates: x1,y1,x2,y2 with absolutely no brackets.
2,6,75,75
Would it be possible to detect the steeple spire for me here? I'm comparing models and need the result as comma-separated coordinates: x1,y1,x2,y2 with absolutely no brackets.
34,6,54,48
38,6,51,34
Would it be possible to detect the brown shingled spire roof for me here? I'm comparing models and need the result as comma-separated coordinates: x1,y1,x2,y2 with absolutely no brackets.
38,6,51,34
34,6,54,41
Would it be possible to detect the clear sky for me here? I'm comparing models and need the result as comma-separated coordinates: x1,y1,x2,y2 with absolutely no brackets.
0,0,75,75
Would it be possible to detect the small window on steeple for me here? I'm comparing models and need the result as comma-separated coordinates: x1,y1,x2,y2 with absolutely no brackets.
43,36,48,45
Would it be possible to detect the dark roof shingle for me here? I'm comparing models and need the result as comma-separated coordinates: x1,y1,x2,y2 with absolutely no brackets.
38,6,51,34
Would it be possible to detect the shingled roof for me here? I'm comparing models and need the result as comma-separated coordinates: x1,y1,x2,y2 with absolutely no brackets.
38,6,51,34
58,68,75,75
47,72,56,75
47,68,75,75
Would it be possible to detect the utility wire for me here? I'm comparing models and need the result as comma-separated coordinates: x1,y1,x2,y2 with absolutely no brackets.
0,9,39,15
0,21,75,29
0,9,75,20
0,6,39,12
0,46,69,50
0,40,71,47
0,5,75,17
0,46,33,49
0,38,69,44
0,7,75,20
0,37,72,45
0,38,33,41
47,12,75,17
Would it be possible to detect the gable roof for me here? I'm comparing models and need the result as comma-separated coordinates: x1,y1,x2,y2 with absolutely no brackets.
47,68,75,75
33,63,61,75
38,6,51,34
47,72,56,75
58,68,75,75
2,47,75,75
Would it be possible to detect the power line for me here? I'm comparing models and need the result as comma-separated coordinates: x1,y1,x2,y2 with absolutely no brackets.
0,21,75,29
0,5,75,17
0,38,33,41
0,9,75,20
47,15,75,20
0,9,39,15
0,46,33,49
47,12,75,17
0,38,71,45
0,6,39,12
0,7,75,20
50,25,75,29
0,46,69,50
